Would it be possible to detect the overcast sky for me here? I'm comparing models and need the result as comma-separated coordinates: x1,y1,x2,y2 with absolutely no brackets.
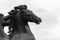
0,0,60,40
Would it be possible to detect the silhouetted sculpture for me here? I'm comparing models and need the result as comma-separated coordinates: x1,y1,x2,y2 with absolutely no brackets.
5,5,42,40
0,13,7,40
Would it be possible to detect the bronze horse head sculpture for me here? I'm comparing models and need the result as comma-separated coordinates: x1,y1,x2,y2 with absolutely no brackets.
11,6,41,40
5,5,42,40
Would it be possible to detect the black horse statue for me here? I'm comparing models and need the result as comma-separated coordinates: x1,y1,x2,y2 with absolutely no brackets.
5,5,42,40
0,13,7,40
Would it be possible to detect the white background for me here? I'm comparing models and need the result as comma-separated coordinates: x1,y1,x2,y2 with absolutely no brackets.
0,0,60,40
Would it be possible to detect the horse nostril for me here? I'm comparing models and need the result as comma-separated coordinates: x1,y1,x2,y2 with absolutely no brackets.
38,17,42,23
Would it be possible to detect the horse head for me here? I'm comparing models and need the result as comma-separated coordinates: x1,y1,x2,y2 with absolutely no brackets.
21,9,42,24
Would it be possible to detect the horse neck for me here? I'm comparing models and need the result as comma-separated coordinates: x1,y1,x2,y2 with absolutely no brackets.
0,19,5,37
16,12,26,26
14,13,28,33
